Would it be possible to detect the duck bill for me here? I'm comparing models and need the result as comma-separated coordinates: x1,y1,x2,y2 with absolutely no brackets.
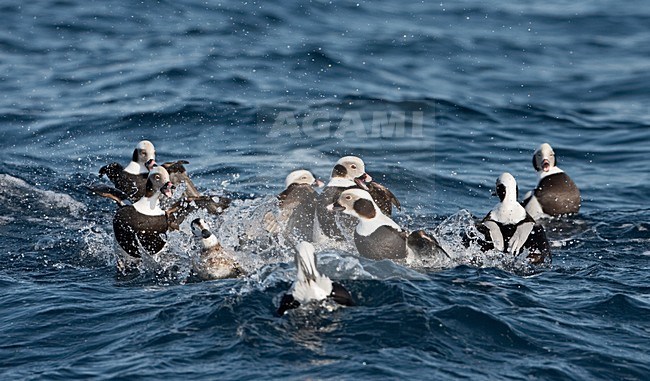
327,201,346,212
145,159,158,171
313,179,325,188
160,182,174,198
542,159,550,172
354,178,368,190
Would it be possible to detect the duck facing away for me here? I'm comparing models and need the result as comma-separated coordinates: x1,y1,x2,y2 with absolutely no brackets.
277,241,354,316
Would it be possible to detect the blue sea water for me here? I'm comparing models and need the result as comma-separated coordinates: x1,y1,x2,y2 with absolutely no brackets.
1,0,650,379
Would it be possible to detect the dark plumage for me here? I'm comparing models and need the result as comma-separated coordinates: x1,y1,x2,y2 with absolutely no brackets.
98,162,148,201
523,143,581,219
98,140,156,201
332,189,448,262
473,173,552,265
277,242,354,316
317,156,401,240
281,171,322,238
109,167,174,274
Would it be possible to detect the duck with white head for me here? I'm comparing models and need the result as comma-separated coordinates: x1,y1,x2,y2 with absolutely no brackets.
316,156,400,240
523,143,581,220
99,140,156,201
112,165,175,273
475,172,551,265
329,188,448,263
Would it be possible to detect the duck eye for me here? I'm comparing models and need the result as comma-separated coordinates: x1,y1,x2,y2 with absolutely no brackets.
345,195,351,200
155,175,160,180
350,164,357,169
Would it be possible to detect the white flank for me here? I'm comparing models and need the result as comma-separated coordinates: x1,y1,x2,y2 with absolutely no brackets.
524,195,548,221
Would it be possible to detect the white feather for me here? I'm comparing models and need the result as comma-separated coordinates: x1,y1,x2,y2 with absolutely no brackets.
337,188,402,236
524,195,548,221
124,161,148,175
202,234,219,249
509,222,535,255
489,202,527,225
490,173,526,224
132,195,164,216
291,242,332,303
482,220,505,252
285,169,316,188
327,177,356,187
534,143,564,179
356,213,402,236
538,166,564,180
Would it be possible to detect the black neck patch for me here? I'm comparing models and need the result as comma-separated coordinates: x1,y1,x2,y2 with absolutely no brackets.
332,164,347,179
145,178,155,197
353,198,376,219
532,154,540,171
132,149,139,162
496,183,507,202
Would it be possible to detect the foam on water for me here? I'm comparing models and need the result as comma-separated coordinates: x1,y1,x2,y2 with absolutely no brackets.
1,0,650,379
0,174,85,216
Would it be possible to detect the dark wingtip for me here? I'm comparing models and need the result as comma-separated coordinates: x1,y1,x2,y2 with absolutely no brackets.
162,160,188,173
331,282,355,307
276,293,300,317
86,184,130,206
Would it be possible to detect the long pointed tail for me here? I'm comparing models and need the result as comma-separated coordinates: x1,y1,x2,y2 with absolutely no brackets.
292,242,332,302
295,241,319,283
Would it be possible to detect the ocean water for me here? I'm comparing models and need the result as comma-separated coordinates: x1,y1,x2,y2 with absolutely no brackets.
1,0,650,379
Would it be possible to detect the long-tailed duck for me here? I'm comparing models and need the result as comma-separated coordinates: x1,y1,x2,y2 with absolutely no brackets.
277,241,354,316
190,218,244,280
329,189,447,262
523,143,581,219
99,140,156,201
477,172,551,264
110,166,174,272
316,156,400,240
